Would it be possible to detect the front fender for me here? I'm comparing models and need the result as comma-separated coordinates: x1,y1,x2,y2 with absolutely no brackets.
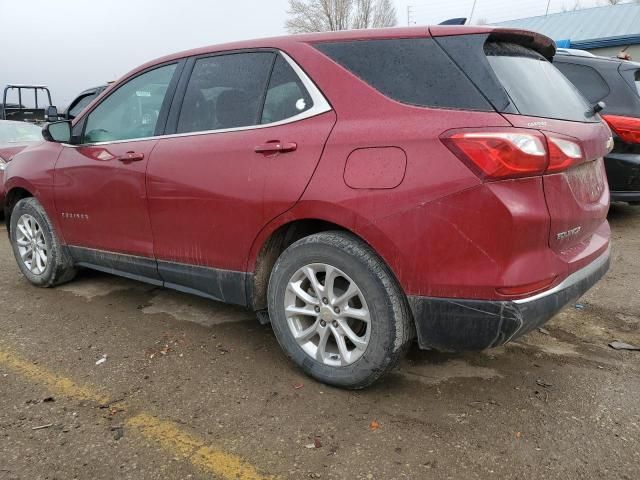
4,142,64,240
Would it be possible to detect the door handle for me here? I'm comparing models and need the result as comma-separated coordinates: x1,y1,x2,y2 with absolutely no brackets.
117,151,145,163
254,141,297,155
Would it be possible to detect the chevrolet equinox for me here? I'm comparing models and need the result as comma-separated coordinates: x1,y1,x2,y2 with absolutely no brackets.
3,26,612,388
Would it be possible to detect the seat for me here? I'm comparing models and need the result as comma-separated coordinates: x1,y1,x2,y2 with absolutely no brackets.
214,90,256,130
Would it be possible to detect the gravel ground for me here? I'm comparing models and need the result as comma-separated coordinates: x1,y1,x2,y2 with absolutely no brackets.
0,203,639,480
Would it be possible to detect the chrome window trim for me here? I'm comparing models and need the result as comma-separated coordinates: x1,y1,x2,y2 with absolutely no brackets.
68,51,332,148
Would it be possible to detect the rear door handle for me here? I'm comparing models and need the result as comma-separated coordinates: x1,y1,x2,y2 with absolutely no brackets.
254,141,297,155
117,151,145,163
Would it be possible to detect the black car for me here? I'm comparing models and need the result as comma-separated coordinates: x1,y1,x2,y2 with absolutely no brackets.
554,50,640,204
63,84,109,120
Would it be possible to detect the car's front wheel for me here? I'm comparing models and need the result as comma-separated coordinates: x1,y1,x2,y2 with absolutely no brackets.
267,231,414,389
9,197,76,287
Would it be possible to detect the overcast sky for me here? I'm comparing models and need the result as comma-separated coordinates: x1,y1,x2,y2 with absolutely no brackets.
1,0,605,107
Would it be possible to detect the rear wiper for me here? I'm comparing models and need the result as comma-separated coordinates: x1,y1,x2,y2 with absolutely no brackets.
586,101,606,118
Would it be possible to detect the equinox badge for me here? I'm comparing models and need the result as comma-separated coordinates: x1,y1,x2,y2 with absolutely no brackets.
557,226,582,240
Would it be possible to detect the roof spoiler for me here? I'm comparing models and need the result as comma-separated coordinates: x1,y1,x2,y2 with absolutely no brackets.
439,18,467,25
487,28,556,59
429,26,556,60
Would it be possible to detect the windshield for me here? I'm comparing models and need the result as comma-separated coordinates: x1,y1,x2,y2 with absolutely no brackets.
486,42,596,123
0,121,43,144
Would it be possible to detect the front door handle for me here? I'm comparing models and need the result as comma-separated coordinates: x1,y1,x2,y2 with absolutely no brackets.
254,141,297,155
117,151,145,163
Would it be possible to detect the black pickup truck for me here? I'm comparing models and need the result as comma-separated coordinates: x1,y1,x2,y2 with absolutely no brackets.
1,85,54,124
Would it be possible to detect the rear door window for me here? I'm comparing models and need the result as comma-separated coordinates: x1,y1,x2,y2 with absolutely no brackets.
177,53,275,134
635,70,640,96
485,42,596,122
261,55,313,124
554,62,610,103
315,38,492,111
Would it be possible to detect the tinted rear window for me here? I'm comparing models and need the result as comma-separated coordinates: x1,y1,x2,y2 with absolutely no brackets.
486,42,596,122
315,38,492,111
554,62,610,103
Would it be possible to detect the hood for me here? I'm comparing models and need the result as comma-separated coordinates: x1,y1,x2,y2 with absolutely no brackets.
0,141,40,161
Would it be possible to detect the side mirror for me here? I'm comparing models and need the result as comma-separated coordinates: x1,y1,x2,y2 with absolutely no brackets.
42,121,72,143
45,105,59,122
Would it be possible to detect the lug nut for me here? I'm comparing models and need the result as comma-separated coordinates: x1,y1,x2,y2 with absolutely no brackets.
334,307,340,314
314,306,321,313
332,320,339,328
320,320,327,327
322,297,329,304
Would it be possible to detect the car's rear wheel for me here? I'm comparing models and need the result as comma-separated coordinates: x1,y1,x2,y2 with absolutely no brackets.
10,197,76,287
267,231,414,389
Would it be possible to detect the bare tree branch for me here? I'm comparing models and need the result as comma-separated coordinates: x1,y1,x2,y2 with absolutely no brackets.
286,0,397,34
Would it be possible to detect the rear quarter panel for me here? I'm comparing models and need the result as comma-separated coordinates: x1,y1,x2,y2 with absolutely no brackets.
264,42,532,298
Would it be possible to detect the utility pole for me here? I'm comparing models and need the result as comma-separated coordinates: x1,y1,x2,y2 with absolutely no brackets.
545,0,552,15
469,0,478,24
407,5,412,26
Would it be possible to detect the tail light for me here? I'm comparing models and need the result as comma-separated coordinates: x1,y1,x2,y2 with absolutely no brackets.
602,115,640,144
546,136,584,173
441,128,585,181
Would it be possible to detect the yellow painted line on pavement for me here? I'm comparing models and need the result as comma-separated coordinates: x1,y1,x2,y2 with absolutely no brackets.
0,348,109,404
0,347,275,480
127,413,273,480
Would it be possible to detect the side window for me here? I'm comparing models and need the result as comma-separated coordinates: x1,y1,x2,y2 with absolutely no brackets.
554,62,610,103
261,55,313,124
315,38,492,110
84,64,177,143
177,53,275,134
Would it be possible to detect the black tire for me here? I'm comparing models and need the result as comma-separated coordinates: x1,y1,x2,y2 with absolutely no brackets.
267,231,414,389
9,197,76,287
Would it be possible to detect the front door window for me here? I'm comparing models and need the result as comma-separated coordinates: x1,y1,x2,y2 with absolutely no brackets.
84,64,177,143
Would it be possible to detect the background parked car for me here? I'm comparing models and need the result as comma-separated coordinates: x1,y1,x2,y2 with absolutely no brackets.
555,51,640,205
62,84,109,120
0,120,43,214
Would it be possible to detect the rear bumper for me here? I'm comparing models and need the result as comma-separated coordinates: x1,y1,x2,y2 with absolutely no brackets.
408,246,610,351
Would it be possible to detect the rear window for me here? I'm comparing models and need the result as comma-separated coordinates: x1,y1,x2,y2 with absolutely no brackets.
486,42,596,122
315,38,492,111
554,62,610,103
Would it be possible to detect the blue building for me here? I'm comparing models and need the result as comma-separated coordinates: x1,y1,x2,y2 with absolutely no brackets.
496,3,640,60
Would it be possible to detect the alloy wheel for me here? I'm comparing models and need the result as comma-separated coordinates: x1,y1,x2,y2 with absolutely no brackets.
284,263,371,367
15,214,48,275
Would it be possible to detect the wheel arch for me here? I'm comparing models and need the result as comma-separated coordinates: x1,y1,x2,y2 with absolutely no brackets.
3,186,35,237
246,210,403,312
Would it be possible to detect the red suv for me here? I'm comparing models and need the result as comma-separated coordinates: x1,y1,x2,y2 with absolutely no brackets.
3,26,612,388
